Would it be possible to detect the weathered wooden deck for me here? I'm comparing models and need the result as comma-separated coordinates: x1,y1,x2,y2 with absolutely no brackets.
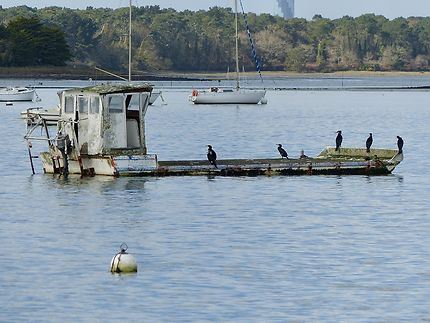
37,146,403,177
147,148,403,177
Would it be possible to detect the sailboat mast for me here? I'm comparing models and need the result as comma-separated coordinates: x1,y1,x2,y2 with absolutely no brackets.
128,0,132,82
234,0,240,90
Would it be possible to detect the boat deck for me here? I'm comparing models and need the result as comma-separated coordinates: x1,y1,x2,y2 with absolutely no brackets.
140,155,399,177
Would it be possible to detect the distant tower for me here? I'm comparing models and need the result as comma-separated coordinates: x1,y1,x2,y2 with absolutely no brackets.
276,0,294,19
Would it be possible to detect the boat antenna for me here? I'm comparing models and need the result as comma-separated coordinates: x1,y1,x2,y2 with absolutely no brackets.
234,0,240,91
128,0,132,82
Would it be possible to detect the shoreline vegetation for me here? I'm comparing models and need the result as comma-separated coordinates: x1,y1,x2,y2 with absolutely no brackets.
2,66,430,81
2,7,430,76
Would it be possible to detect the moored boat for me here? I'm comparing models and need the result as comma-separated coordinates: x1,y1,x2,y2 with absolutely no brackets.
189,0,266,105
21,106,60,125
0,87,35,101
190,87,266,104
23,81,403,176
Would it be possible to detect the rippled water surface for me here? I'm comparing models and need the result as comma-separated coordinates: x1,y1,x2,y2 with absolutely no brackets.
1,77,430,322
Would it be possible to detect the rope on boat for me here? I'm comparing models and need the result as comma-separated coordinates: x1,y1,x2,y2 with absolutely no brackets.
239,0,264,84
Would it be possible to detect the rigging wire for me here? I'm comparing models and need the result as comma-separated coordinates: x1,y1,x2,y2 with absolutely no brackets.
238,0,264,84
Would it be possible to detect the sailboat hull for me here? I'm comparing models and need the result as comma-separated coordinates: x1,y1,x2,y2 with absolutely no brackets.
191,89,266,104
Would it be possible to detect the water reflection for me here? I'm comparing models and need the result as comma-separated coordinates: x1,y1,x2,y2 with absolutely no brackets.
34,174,153,194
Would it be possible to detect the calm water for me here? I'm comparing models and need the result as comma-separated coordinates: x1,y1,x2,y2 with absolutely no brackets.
1,77,430,322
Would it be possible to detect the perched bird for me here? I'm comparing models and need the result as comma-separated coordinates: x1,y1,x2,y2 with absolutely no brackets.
335,130,343,151
300,149,308,159
366,133,373,153
277,144,289,159
207,145,218,168
397,136,404,154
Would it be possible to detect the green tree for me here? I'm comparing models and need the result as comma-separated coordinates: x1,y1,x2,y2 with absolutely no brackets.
6,16,70,66
285,46,310,72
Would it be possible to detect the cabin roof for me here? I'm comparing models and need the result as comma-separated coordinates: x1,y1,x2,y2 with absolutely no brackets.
60,82,153,96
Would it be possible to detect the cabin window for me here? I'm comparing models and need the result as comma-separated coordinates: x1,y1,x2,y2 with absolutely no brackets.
64,96,74,114
127,94,140,111
90,96,100,114
78,97,89,114
108,95,123,113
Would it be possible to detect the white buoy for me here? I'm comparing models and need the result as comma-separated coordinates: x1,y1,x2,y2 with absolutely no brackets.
260,97,268,105
110,243,137,273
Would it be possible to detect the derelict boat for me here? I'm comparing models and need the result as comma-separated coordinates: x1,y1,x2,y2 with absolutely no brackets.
23,83,403,177
25,83,158,176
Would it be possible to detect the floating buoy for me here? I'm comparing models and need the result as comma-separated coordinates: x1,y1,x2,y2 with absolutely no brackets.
260,97,268,105
110,243,137,274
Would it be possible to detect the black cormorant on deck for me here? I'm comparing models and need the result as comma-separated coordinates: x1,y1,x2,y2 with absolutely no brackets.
366,133,373,153
397,136,404,154
277,144,289,159
207,145,218,168
335,130,343,151
300,149,308,159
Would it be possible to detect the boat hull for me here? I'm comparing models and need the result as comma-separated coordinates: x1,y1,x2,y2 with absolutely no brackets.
38,150,402,177
40,150,158,176
153,156,401,177
191,89,266,104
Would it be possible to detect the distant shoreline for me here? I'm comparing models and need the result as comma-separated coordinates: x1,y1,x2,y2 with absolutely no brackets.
1,66,430,81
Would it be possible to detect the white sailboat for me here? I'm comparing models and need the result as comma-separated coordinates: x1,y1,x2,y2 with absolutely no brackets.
190,0,266,105
0,87,35,101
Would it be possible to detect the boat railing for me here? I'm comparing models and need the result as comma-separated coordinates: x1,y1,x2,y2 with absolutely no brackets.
24,116,57,175
24,114,81,175
24,117,53,142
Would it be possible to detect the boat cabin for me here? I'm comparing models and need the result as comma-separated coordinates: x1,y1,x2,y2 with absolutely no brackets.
57,83,152,156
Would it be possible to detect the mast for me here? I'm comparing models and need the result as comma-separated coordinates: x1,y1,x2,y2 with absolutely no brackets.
234,0,240,90
128,0,132,82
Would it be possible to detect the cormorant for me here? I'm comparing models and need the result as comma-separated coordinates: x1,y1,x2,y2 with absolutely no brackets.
207,145,218,168
366,133,373,153
335,130,343,151
277,144,289,159
397,136,404,154
300,149,308,159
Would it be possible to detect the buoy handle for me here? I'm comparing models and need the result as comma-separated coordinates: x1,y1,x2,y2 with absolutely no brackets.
120,242,128,253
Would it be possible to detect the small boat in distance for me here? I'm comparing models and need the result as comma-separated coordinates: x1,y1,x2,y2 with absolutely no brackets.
21,106,60,126
0,87,35,101
190,87,266,104
190,0,266,105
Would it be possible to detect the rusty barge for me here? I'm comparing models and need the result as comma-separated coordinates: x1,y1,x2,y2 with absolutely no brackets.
24,83,403,177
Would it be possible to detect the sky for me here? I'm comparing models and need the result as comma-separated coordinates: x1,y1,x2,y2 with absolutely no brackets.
2,0,430,20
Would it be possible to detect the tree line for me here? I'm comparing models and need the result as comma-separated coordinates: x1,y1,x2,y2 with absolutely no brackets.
1,5,430,73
